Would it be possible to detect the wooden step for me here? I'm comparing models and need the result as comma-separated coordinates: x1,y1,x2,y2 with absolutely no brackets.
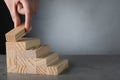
17,52,59,66
27,66,47,74
46,59,69,75
26,52,60,74
16,53,59,74
7,64,46,74
7,65,27,74
5,24,26,42
6,38,40,50
42,52,59,66
17,53,59,74
17,45,50,58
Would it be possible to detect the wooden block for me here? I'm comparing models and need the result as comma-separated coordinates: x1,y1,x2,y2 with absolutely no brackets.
6,50,17,68
27,53,59,74
16,53,59,74
36,66,47,74
27,66,47,74
6,53,27,74
5,24,26,42
17,45,50,58
46,59,69,75
7,65,17,73
35,45,50,58
26,53,59,74
17,52,59,66
7,65,44,74
17,58,47,74
7,65,27,74
6,57,17,68
6,38,40,50
6,46,17,73
42,52,59,66
16,66,27,74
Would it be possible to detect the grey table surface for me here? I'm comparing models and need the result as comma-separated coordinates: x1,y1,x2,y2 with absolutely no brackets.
0,55,120,80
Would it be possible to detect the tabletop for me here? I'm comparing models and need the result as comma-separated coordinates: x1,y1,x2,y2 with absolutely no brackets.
0,55,120,80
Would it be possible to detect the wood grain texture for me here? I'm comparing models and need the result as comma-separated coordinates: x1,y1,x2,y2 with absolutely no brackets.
6,44,17,73
6,38,40,50
6,49,17,69
7,65,17,73
7,65,27,74
43,52,59,66
27,66,47,74
35,45,50,58
6,52,17,67
17,52,59,66
17,45,50,58
16,53,59,74
15,59,46,74
36,66,47,74
5,24,26,42
46,59,69,75
5,25,69,75
24,58,47,74
16,66,27,74
26,53,60,75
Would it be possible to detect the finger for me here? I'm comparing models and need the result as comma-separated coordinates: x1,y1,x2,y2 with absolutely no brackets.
4,0,21,27
20,0,32,32
17,2,34,15
17,2,25,15
27,25,32,33
25,11,32,32
13,2,21,27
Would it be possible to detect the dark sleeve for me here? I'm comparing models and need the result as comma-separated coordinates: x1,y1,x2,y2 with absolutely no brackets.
0,0,13,54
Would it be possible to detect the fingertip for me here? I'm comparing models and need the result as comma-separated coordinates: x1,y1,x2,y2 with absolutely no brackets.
13,18,20,28
24,25,32,32
25,15,32,32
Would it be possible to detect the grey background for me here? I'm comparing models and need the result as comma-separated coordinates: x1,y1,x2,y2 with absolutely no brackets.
30,0,120,55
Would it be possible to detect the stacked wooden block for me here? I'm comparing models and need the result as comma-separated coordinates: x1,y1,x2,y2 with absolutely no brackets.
6,24,69,75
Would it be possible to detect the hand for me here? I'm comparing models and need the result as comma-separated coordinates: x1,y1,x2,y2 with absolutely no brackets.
4,0,39,32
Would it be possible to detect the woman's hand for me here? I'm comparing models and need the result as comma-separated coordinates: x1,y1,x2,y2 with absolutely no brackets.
4,0,39,32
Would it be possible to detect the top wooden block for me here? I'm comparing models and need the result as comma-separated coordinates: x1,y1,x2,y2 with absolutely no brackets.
5,24,26,42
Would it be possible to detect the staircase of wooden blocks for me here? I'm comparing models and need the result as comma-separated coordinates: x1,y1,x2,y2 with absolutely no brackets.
5,24,69,75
